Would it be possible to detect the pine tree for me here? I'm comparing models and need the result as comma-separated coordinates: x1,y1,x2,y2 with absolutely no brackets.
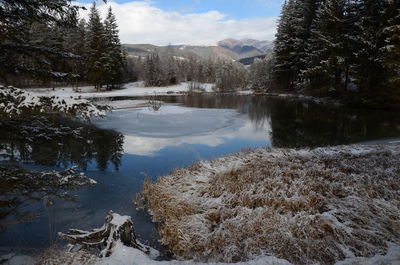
104,7,125,89
272,0,321,90
381,0,400,104
86,3,107,89
0,0,80,83
144,52,163,86
302,0,348,95
250,57,273,91
353,0,400,107
291,0,321,87
272,0,297,89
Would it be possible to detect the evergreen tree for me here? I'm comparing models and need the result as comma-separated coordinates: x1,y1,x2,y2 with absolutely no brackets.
271,0,400,107
0,0,80,83
86,3,107,89
104,7,125,89
272,0,297,89
250,57,273,91
302,0,348,95
353,0,400,107
143,52,163,86
381,0,400,104
291,0,321,87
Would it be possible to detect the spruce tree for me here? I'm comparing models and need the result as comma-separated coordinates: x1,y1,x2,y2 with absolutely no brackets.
302,0,348,95
104,7,125,89
291,0,320,87
0,0,80,83
272,0,297,89
86,3,107,89
381,0,400,104
353,0,400,107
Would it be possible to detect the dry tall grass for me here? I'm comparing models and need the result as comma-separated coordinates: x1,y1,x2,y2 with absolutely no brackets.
141,145,400,264
35,247,97,265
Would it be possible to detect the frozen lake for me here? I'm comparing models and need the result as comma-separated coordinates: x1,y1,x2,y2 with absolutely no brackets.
1,94,400,254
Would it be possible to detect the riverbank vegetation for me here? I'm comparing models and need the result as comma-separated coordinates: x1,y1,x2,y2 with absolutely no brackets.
141,145,400,264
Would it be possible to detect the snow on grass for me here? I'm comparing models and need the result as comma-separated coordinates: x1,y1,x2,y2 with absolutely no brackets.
32,242,292,265
95,242,292,265
140,145,400,264
0,86,107,119
27,82,219,99
17,229,400,265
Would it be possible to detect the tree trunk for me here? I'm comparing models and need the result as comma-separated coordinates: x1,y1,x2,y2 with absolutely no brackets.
59,211,154,258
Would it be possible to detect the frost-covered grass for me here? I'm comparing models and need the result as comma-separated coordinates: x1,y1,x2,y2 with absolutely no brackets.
141,145,400,264
5,244,400,265
0,86,108,119
30,242,293,265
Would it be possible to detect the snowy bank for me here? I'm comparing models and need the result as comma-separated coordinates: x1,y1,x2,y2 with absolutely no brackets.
3,244,400,265
141,145,400,264
27,82,218,99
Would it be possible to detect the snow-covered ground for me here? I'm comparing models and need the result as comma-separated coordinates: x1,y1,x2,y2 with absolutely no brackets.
27,82,218,99
3,226,400,265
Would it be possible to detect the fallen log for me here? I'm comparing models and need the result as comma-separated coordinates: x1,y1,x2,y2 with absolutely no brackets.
59,211,153,258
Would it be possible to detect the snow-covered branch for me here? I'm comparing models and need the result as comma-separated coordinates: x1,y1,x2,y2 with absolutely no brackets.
0,86,109,119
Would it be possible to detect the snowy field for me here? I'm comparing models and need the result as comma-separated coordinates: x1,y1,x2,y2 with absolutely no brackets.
141,145,400,265
27,82,217,99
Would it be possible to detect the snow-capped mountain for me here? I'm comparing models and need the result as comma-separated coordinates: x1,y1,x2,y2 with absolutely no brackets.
123,38,274,63
217,38,274,54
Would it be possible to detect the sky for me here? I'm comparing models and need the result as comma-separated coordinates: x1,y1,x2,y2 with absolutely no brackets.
75,0,285,45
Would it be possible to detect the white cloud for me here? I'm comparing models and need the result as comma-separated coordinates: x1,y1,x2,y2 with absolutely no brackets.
76,1,277,45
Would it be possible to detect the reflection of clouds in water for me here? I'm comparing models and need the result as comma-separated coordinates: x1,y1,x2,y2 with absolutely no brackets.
94,106,271,156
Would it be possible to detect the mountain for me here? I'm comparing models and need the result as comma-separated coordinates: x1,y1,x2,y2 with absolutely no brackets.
217,38,273,54
123,38,274,63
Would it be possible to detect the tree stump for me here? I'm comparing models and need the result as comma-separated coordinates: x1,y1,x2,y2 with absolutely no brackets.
59,211,152,258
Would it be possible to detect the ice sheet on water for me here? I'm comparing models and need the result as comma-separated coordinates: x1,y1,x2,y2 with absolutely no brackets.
92,106,246,138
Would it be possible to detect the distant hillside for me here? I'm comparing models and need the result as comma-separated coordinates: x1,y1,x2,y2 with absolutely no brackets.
123,38,274,63
217,38,273,54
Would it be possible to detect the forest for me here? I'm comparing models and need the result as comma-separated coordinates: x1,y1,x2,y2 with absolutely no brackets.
1,0,399,109
0,1,248,92
272,0,400,108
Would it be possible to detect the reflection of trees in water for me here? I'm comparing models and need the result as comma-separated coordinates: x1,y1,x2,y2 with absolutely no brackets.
165,95,400,148
255,98,400,148
164,94,250,112
0,115,122,229
0,166,96,229
0,115,124,171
